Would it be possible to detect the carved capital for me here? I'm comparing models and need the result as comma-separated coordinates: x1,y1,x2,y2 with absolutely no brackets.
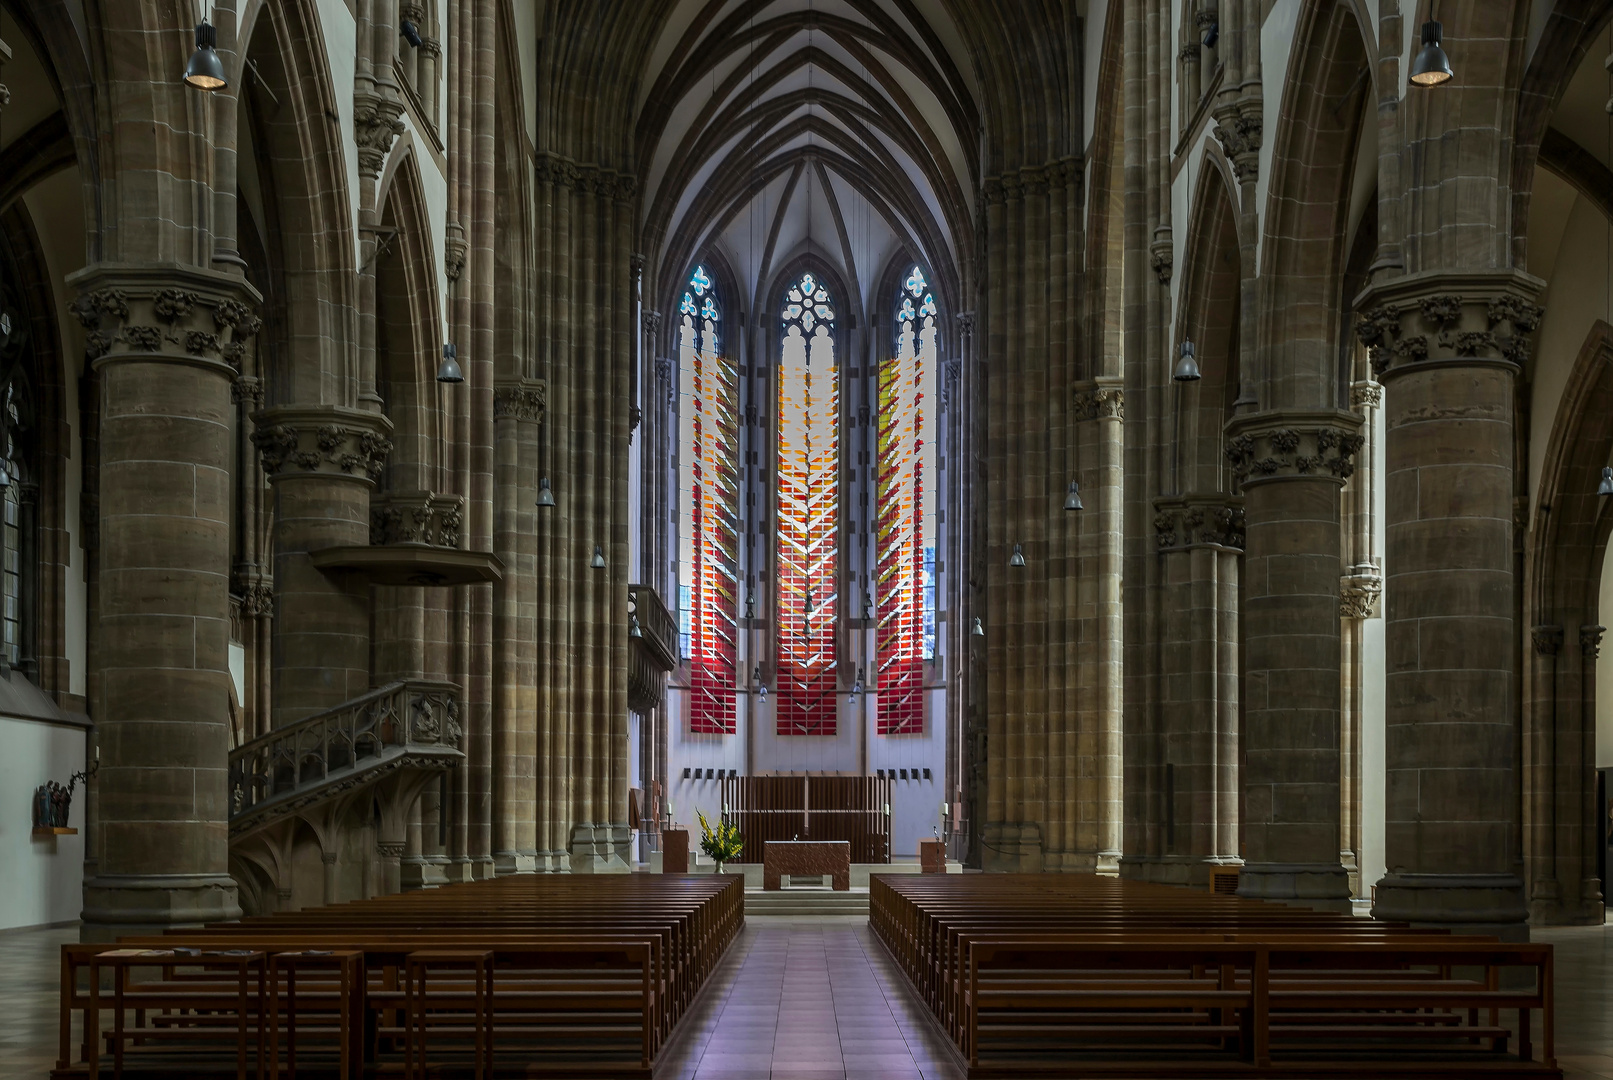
1582,624,1605,659
376,841,406,860
1154,494,1245,552
1149,235,1174,285
443,221,467,282
1224,412,1365,486
1339,571,1382,618
251,406,394,483
67,264,262,371
1533,624,1564,657
1213,99,1263,182
1072,381,1124,422
354,92,407,180
1349,381,1383,410
1354,269,1546,379
370,489,463,548
493,379,546,422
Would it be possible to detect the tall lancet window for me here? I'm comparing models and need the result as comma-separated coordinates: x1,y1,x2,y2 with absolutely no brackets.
776,273,839,736
677,265,738,734
876,267,938,735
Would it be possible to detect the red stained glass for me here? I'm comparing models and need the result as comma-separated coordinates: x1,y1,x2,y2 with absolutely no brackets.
776,273,839,736
876,268,937,736
678,267,737,734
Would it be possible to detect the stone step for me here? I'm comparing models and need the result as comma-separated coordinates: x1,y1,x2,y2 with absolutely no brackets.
743,888,870,917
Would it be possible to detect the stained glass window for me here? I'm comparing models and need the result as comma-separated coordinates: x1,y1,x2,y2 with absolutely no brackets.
875,266,938,735
776,273,839,736
677,265,738,734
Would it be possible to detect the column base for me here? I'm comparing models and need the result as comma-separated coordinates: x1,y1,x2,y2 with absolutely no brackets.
1371,873,1529,940
493,849,539,876
1526,876,1605,926
81,874,242,942
979,822,1044,872
1237,862,1353,914
569,824,632,874
535,850,571,873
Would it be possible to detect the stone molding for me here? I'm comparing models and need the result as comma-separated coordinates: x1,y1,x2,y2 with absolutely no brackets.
493,379,546,422
1354,268,1546,379
370,489,464,548
1339,571,1382,619
1224,411,1364,486
534,152,637,201
980,157,1082,206
1153,493,1245,552
67,263,263,374
354,91,407,179
251,405,394,483
1072,381,1124,422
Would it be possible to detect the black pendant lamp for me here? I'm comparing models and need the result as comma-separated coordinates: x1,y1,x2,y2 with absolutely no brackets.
535,477,556,508
183,19,228,91
1599,466,1613,497
1409,21,1454,88
1063,481,1084,512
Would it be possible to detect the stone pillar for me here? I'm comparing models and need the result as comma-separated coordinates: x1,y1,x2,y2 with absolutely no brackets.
71,266,261,938
251,408,392,727
1146,493,1243,885
1357,271,1543,938
1338,380,1383,898
1225,414,1362,912
322,851,339,906
492,381,542,875
378,840,404,896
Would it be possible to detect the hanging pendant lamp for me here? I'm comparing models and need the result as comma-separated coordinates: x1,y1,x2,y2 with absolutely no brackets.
1599,466,1613,497
183,19,228,91
1173,340,1202,382
535,477,556,508
1063,481,1084,512
1008,543,1026,568
436,343,464,383
590,544,606,569
1409,21,1454,88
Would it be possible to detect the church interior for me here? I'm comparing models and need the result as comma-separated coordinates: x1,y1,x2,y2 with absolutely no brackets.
2,0,1613,1077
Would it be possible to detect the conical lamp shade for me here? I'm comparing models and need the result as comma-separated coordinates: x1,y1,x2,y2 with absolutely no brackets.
1409,21,1453,87
590,544,606,569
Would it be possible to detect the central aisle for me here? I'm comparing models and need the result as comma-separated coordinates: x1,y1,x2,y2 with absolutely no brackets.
657,919,963,1080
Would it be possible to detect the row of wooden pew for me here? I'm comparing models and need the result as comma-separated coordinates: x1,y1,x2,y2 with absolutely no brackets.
53,874,743,1078
869,874,1561,1079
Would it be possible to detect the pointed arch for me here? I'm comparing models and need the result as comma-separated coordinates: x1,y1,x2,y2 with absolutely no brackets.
1174,153,1242,495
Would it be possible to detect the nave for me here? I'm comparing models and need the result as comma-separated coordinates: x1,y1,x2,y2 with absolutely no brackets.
21,873,1612,1080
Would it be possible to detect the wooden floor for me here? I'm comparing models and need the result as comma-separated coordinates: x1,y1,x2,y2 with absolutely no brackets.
870,874,1565,1079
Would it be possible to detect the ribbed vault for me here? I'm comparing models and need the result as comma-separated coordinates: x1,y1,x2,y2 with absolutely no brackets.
634,0,979,320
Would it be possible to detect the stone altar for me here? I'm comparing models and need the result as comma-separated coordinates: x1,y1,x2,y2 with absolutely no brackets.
763,840,851,891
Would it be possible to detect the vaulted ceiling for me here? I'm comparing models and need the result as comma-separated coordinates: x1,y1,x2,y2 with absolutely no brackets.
634,0,979,328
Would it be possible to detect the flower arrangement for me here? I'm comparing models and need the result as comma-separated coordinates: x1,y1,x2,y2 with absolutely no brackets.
696,808,744,872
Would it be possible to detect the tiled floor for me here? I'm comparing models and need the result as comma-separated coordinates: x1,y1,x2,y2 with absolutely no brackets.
2,916,1608,1079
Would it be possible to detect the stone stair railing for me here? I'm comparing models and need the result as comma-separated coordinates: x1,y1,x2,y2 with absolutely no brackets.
229,680,464,837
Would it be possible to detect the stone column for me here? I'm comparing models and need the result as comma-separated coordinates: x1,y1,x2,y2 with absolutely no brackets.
1339,380,1383,897
1357,271,1543,938
71,265,261,938
1225,414,1362,912
1148,493,1243,885
492,381,542,875
252,408,393,727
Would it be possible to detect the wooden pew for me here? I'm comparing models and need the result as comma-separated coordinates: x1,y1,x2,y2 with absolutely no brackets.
52,874,743,1079
868,874,1562,1079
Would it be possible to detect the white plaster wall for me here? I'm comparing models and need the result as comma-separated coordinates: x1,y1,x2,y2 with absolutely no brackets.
0,716,87,929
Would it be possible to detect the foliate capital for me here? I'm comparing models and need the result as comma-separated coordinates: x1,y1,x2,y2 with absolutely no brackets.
1339,570,1382,618
1154,494,1245,552
1072,380,1124,422
1224,411,1364,486
493,379,546,422
250,406,394,483
371,489,463,548
1353,269,1546,379
67,263,262,373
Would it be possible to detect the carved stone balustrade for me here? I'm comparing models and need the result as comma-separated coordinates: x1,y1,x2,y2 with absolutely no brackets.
228,680,464,838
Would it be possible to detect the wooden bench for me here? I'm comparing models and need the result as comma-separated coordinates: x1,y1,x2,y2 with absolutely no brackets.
52,874,743,1079
868,874,1561,1079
